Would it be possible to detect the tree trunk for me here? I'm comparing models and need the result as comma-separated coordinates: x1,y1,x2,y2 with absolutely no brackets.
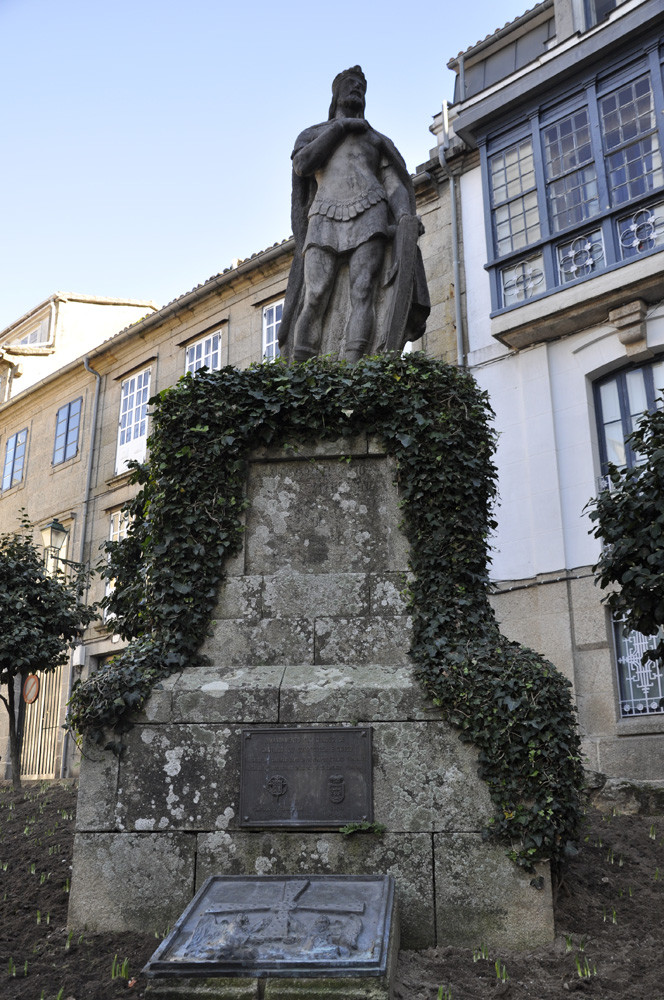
7,676,22,790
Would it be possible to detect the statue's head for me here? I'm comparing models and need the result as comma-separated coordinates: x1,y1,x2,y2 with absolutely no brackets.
328,65,367,119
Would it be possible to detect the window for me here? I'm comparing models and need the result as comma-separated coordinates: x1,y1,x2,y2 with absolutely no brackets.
115,368,151,474
262,300,283,360
614,620,664,717
2,429,27,491
585,0,623,30
105,510,130,620
594,359,664,476
594,359,664,718
11,317,49,347
484,54,664,310
53,398,82,465
109,509,130,545
185,331,222,374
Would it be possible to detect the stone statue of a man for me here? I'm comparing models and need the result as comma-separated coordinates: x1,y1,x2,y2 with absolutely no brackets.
278,66,430,362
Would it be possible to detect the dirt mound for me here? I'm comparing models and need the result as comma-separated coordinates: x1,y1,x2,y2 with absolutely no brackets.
1,781,662,999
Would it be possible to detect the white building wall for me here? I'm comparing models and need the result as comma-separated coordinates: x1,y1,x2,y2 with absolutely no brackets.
472,308,664,584
474,346,567,581
459,167,502,360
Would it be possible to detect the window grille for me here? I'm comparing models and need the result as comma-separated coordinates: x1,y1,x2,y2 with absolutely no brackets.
614,620,664,717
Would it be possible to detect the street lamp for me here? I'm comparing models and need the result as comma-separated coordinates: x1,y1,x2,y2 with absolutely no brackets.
40,518,69,571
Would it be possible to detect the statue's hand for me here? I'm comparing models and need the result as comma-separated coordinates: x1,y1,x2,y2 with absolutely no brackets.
338,117,369,133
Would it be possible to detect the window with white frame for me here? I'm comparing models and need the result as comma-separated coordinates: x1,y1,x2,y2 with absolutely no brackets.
115,367,151,475
11,316,50,347
53,398,82,465
484,48,664,310
2,428,27,491
105,509,130,620
594,358,664,717
185,331,222,374
262,300,283,360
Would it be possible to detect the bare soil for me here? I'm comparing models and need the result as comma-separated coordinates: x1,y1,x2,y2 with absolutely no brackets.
0,780,662,999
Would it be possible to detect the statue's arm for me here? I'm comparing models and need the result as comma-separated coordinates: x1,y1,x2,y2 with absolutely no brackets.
377,133,419,223
292,120,357,177
382,163,412,222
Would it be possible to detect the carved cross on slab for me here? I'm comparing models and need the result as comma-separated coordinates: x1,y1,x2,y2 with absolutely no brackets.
188,878,365,951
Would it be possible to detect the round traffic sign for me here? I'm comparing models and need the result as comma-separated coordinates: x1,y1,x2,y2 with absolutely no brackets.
22,674,40,705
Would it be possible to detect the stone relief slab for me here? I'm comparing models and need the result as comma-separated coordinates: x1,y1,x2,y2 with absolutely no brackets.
195,831,434,950
143,875,395,979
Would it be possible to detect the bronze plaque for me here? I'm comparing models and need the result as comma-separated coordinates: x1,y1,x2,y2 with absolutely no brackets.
143,874,395,979
239,727,372,828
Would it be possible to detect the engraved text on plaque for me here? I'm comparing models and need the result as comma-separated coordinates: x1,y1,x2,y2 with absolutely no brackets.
239,727,373,828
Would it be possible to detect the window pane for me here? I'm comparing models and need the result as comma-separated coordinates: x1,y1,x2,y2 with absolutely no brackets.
119,370,151,445
490,139,535,205
547,165,599,231
543,109,593,179
53,406,69,464
626,369,648,424
618,202,664,258
600,77,657,152
2,429,27,490
614,620,664,717
606,137,663,205
2,436,16,491
603,420,626,467
557,230,604,282
53,398,81,464
652,361,664,403
263,301,283,360
598,379,627,468
186,332,222,373
599,379,621,423
500,253,545,306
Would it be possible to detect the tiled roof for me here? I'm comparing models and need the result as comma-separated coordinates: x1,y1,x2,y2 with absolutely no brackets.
154,238,292,315
108,237,294,341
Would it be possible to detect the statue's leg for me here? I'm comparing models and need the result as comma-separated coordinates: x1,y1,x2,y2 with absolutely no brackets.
293,247,337,361
345,238,385,361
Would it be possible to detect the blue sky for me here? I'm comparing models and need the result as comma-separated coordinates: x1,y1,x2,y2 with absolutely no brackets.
0,0,531,332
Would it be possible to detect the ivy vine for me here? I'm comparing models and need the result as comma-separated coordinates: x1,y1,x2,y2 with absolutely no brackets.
66,353,583,871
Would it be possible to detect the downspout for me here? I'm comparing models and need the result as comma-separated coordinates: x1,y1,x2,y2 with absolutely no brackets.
438,100,466,369
60,357,102,777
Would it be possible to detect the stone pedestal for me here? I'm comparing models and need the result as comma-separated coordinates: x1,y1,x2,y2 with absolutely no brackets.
70,434,554,957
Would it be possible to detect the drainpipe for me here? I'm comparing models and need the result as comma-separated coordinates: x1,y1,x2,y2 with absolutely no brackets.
438,100,466,369
60,357,102,777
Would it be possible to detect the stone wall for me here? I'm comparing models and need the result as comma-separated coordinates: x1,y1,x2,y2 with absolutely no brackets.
70,435,554,950
490,573,664,780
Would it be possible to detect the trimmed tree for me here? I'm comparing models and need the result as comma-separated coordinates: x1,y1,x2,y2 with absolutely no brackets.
0,517,98,788
587,402,664,667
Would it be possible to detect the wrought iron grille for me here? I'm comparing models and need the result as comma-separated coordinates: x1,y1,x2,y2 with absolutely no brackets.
614,620,664,717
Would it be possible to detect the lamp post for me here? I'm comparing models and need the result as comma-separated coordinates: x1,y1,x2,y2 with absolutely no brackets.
40,518,69,573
